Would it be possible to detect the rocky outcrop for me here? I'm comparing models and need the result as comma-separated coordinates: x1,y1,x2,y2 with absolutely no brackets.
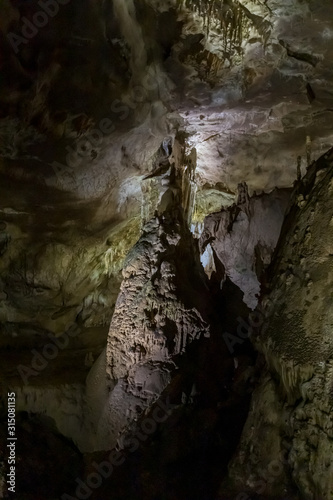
1,0,333,355
200,184,290,308
3,135,212,456
87,137,212,450
1,0,333,498
229,148,333,499
101,209,210,447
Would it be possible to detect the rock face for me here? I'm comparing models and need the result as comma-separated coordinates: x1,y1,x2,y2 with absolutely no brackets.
4,136,213,456
1,0,333,355
229,148,333,499
103,209,210,447
200,184,290,308
0,0,333,498
87,137,212,450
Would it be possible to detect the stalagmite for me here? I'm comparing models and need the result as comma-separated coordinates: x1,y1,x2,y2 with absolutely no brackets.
85,135,211,450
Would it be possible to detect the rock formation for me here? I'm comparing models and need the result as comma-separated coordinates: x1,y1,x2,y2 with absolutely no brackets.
0,0,333,499
229,148,333,500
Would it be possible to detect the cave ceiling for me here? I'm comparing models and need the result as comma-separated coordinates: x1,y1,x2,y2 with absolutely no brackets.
0,0,332,367
1,0,333,199
1,2,333,498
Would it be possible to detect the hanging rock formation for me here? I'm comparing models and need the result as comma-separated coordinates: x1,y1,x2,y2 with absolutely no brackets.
199,184,290,308
0,0,333,498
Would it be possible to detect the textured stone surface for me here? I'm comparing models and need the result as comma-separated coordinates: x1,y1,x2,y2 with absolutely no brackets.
85,138,212,451
103,211,210,446
2,135,213,456
200,184,290,308
0,0,332,350
0,1,333,498
229,148,333,500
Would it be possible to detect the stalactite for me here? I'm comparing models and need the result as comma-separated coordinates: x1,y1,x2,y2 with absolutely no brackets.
180,0,265,58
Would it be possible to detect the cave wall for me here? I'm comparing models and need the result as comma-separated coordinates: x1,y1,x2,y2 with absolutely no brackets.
1,0,333,498
229,148,333,500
